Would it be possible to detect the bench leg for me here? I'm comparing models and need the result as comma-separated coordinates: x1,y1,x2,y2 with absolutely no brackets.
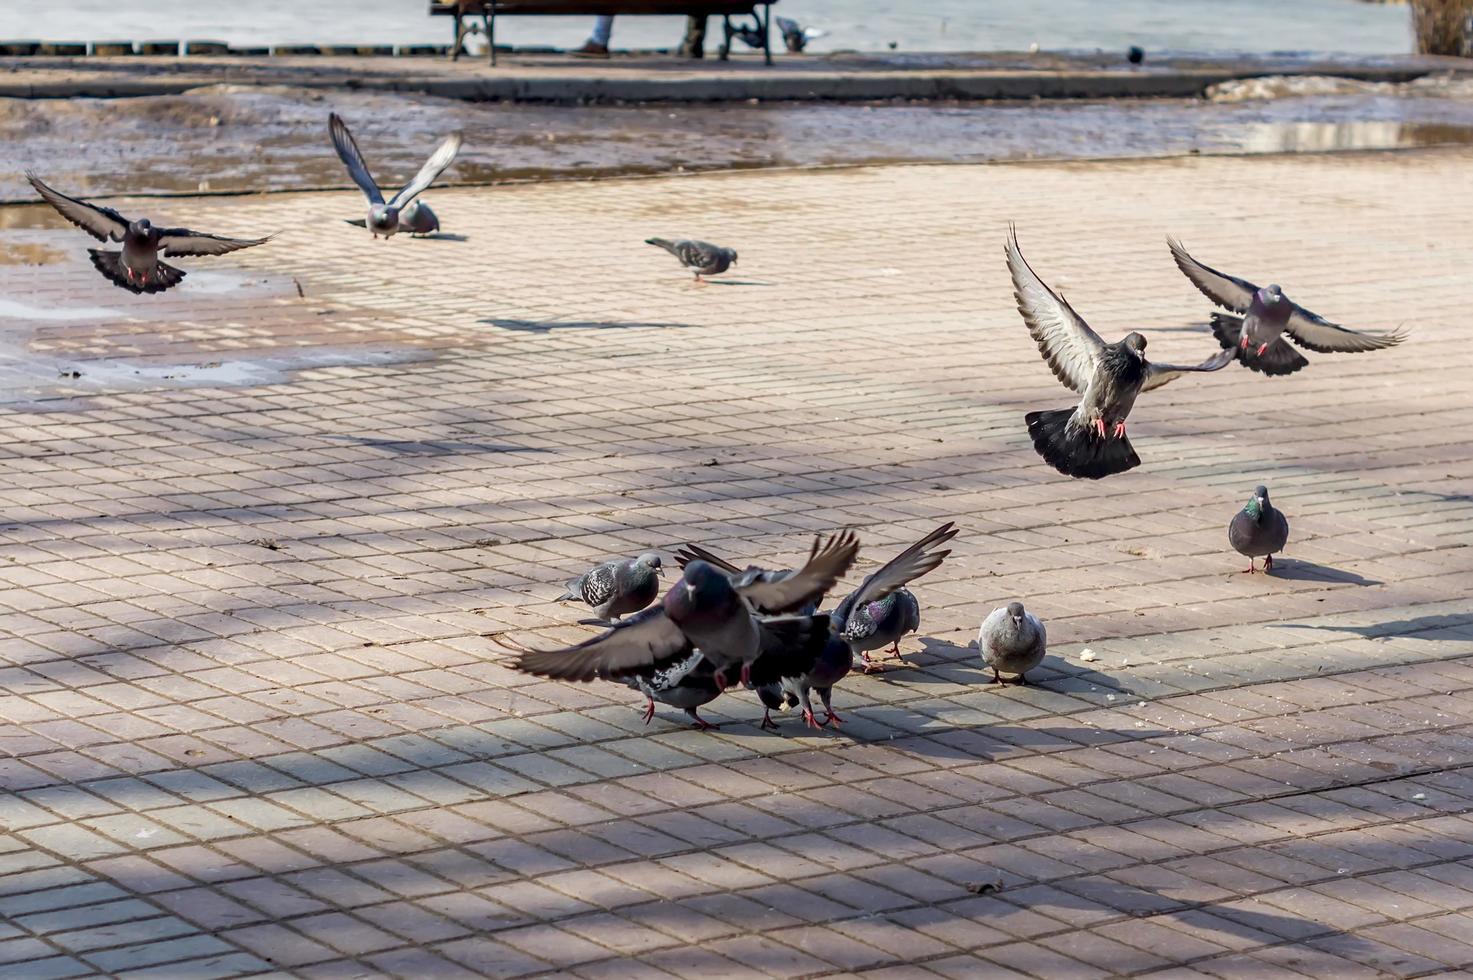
762,3,772,65
450,13,462,61
486,9,495,65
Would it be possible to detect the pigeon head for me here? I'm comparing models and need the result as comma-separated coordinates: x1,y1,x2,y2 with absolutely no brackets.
664,560,736,623
724,248,739,265
369,206,398,235
636,552,664,576
1123,332,1147,358
1244,485,1269,521
1259,285,1284,305
1006,601,1026,625
128,218,154,239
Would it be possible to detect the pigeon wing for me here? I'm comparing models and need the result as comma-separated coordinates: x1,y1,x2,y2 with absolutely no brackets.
737,530,858,615
329,113,385,205
1006,225,1105,394
157,229,272,257
1285,306,1407,353
26,172,129,243
746,613,832,686
1167,238,1259,312
1140,347,1236,392
672,544,744,575
388,131,463,209
508,606,690,682
833,522,956,625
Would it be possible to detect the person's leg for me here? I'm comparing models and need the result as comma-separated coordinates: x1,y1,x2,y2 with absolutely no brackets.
572,15,613,57
678,14,707,58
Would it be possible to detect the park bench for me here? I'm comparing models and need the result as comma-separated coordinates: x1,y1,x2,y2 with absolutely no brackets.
428,1,777,66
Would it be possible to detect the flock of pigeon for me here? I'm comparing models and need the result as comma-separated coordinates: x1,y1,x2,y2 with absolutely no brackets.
19,107,1403,730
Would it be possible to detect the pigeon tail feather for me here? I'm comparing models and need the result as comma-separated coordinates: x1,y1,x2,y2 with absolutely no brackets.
645,237,679,256
1025,408,1140,480
1209,312,1308,376
88,249,186,295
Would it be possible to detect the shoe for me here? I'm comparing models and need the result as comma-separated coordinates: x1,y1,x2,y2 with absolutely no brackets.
677,42,704,59
570,41,609,59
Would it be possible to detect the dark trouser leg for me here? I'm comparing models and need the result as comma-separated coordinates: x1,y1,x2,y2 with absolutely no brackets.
679,15,707,58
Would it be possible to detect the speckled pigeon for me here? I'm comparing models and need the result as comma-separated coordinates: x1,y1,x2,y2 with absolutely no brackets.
330,112,462,239
1169,238,1406,377
623,647,724,730
1229,484,1290,573
556,553,663,622
832,522,958,673
1008,226,1234,479
978,601,1047,685
645,238,737,280
26,172,269,295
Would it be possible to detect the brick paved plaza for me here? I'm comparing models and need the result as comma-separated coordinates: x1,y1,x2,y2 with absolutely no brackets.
1,147,1472,978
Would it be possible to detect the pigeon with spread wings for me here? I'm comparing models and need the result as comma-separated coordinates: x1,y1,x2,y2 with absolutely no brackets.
26,172,269,295
1168,238,1406,377
1007,226,1233,479
329,112,462,239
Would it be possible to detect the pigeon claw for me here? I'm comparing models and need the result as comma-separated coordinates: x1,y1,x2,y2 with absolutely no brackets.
802,707,820,730
822,710,844,727
1091,417,1107,438
1242,559,1257,574
739,662,752,688
642,699,656,725
1240,335,1251,351
1112,421,1127,439
1256,343,1269,357
759,710,779,731
689,712,718,731
1264,554,1275,572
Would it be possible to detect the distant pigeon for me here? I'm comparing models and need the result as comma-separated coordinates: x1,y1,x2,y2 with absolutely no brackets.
645,238,737,280
1008,226,1233,479
776,16,826,52
330,112,462,239
511,532,857,691
26,172,269,294
833,522,958,672
1229,484,1289,573
346,200,441,237
1169,238,1406,376
978,601,1047,685
557,553,663,622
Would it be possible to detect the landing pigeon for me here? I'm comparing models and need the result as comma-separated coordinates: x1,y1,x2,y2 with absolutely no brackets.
330,112,462,239
556,553,662,622
26,172,269,295
1007,226,1233,479
645,238,736,280
346,199,441,237
776,16,826,52
1169,238,1406,376
1229,484,1289,573
978,602,1047,685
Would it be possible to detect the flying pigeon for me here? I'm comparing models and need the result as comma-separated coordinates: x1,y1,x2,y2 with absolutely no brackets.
329,112,462,239
1007,226,1234,479
345,199,441,237
978,601,1047,685
1169,238,1406,376
674,540,821,616
556,553,663,623
510,531,857,691
645,238,737,280
26,172,269,295
776,16,826,52
1229,484,1289,573
832,522,958,672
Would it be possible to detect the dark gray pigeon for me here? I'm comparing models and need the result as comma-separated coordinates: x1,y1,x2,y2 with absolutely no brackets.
346,200,440,238
1169,238,1406,377
776,16,825,52
27,172,269,294
557,553,663,622
978,601,1047,685
1229,484,1289,573
1008,226,1234,479
833,522,958,672
330,113,462,239
645,238,737,280
624,647,724,730
674,540,820,616
510,531,857,690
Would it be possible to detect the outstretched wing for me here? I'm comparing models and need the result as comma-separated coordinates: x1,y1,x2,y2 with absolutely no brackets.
1140,347,1235,392
746,614,832,687
737,531,858,615
833,522,957,625
329,113,385,205
672,543,744,575
1006,225,1105,394
26,172,128,243
1167,238,1259,313
1285,306,1407,354
506,606,690,682
388,131,463,209
157,229,272,257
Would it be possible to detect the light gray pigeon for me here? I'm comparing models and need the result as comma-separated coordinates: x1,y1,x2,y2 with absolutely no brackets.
1169,239,1405,377
1008,226,1234,479
511,531,857,690
557,553,663,622
346,199,440,238
27,172,269,294
645,238,737,280
978,601,1047,685
1228,484,1289,573
330,112,462,239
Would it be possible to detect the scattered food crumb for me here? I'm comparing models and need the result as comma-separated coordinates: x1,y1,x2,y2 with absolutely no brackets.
249,538,281,551
966,881,1002,895
1412,792,1427,801
1079,648,1097,662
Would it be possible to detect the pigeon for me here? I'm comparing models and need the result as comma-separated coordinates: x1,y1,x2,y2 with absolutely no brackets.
1169,238,1406,377
832,522,959,672
978,601,1047,685
510,531,857,691
345,199,440,237
556,553,663,623
776,16,826,52
645,238,737,280
329,112,462,239
674,539,821,616
623,647,724,730
1007,226,1234,479
26,172,269,295
1229,484,1289,573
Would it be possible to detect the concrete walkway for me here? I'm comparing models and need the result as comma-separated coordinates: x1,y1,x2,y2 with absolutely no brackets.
0,148,1471,977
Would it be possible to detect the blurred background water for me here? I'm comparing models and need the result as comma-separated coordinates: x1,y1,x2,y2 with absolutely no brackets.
6,0,1413,57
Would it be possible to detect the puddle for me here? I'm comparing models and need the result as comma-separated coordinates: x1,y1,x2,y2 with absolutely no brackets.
0,298,125,321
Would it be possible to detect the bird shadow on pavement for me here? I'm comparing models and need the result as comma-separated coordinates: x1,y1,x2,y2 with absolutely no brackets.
700,279,773,287
326,435,549,455
1262,559,1381,586
481,318,697,333
1277,613,1473,641
421,233,469,242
